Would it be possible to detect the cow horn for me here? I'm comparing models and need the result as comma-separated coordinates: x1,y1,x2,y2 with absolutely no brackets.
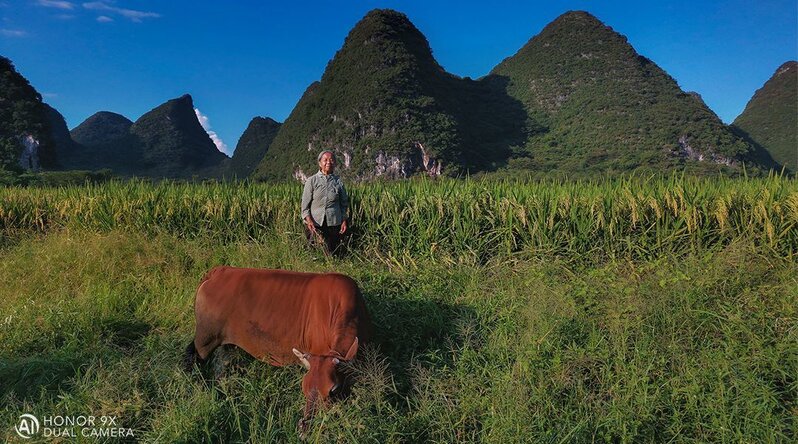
343,337,359,361
293,348,311,370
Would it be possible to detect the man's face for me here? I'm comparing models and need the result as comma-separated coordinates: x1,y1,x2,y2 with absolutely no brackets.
319,152,336,174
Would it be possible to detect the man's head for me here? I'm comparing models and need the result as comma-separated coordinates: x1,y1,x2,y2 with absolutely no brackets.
318,151,336,175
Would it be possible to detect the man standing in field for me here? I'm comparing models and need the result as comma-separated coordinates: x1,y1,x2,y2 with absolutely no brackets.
301,150,349,256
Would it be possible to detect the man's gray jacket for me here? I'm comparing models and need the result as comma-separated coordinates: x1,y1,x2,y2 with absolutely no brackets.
300,171,349,226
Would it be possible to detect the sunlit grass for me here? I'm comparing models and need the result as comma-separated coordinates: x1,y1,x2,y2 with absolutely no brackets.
0,228,794,442
1,174,795,264
0,175,795,441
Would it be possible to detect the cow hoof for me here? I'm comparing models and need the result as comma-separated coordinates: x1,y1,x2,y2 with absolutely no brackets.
297,418,309,440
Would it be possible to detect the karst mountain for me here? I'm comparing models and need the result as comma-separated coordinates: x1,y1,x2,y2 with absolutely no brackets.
732,61,797,172
3,9,793,181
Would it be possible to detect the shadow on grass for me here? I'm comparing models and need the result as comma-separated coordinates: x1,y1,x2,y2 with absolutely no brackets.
0,314,152,400
175,282,476,443
191,290,474,398
97,315,151,349
367,294,478,404
0,352,84,399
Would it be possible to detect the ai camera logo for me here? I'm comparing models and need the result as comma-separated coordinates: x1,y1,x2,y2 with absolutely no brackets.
15,414,40,439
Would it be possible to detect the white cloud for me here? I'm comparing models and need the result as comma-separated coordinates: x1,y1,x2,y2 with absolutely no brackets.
116,8,159,22
195,108,210,130
96,15,113,22
37,0,75,9
0,28,27,37
207,131,229,155
194,108,230,155
82,1,160,22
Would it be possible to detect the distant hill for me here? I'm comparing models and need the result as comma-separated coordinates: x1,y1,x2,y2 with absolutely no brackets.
0,58,241,179
64,95,229,178
129,94,228,178
229,117,281,177
44,104,81,169
253,9,526,181
6,10,791,181
0,56,58,171
490,11,753,175
733,61,797,172
71,111,134,147
69,111,146,174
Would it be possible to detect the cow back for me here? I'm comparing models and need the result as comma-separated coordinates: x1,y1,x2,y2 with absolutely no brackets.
194,267,370,366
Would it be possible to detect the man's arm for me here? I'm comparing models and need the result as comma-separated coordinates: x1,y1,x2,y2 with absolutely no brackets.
300,177,314,222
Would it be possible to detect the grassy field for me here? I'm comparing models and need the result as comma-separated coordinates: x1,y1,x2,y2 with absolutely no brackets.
1,176,796,442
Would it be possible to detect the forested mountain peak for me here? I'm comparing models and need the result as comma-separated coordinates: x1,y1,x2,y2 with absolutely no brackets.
733,61,797,172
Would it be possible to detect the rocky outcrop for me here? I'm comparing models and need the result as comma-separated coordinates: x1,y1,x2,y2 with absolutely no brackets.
370,142,441,179
18,135,40,170
0,56,59,170
674,136,736,167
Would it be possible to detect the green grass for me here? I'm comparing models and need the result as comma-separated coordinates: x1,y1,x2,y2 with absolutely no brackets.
0,229,795,442
0,177,796,442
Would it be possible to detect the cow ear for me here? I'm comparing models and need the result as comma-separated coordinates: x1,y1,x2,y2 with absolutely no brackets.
343,337,359,361
293,348,311,370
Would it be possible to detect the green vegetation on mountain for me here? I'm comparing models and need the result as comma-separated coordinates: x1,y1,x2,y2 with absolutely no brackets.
44,104,80,168
129,94,228,178
254,10,766,181
0,56,57,171
229,117,281,177
490,11,753,175
254,9,459,180
65,98,229,178
6,10,791,181
69,111,147,174
254,9,526,181
733,61,797,172
71,111,134,148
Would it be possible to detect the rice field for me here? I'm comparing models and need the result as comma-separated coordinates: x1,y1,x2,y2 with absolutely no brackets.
0,175,796,442
1,174,796,262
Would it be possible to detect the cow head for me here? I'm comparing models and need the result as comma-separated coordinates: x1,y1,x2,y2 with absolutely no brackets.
292,337,359,432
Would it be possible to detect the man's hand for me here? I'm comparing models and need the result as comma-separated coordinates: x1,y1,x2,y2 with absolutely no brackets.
305,217,317,234
339,219,348,234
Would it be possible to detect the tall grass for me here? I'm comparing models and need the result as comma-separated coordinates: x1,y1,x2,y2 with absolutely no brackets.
0,175,795,441
0,231,794,442
1,175,796,262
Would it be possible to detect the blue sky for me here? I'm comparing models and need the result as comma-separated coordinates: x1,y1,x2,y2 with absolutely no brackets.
1,0,796,156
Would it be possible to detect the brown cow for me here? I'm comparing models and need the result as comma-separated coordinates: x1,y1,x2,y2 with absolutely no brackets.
183,266,372,433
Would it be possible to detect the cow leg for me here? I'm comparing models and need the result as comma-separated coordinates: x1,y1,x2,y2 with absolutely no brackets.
182,340,204,372
184,333,220,370
194,334,221,360
211,344,241,381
